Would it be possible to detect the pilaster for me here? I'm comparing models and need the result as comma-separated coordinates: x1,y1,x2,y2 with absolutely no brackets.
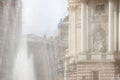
108,0,115,53
68,4,77,56
81,0,88,53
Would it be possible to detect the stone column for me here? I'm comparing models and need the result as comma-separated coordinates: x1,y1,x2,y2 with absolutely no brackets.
114,0,119,52
68,5,76,55
108,0,114,52
119,0,120,52
64,50,68,80
81,0,87,52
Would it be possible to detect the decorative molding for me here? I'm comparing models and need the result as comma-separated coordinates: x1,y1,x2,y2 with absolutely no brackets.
68,5,77,12
69,0,80,3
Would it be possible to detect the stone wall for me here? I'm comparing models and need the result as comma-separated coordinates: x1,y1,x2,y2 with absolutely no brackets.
77,63,115,80
67,62,115,80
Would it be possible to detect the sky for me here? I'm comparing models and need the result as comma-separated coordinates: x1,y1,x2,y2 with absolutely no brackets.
22,0,68,36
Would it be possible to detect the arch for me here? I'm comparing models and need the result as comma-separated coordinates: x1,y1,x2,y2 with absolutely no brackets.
93,26,107,52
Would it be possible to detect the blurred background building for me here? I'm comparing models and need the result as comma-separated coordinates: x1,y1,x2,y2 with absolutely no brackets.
58,16,68,42
27,32,67,80
57,16,68,80
0,0,22,80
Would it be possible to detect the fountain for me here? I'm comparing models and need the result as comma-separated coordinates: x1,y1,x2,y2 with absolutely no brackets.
13,35,36,80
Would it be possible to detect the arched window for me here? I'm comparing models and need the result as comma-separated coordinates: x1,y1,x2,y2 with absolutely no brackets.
93,26,107,52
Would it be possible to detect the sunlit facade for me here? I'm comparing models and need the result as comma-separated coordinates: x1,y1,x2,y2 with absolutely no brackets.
66,0,120,80
0,0,22,80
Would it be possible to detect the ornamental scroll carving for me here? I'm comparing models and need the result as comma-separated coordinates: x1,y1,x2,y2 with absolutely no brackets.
93,26,107,52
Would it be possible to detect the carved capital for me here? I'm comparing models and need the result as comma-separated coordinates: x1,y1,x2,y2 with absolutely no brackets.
68,5,77,12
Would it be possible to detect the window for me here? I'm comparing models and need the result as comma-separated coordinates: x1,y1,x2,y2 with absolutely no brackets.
82,76,86,80
92,71,99,80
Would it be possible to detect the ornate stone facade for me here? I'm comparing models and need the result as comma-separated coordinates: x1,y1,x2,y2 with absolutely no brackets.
67,0,120,80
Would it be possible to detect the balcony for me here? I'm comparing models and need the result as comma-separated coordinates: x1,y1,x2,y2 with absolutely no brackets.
64,52,116,65
78,52,115,62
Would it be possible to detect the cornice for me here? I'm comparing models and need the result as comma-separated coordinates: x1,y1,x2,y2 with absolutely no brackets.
69,0,80,5
69,0,88,3
69,0,80,3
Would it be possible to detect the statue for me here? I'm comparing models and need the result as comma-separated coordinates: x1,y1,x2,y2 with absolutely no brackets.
93,26,106,52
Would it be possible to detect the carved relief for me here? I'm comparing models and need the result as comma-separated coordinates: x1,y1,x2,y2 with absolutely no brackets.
95,4,105,13
93,26,107,52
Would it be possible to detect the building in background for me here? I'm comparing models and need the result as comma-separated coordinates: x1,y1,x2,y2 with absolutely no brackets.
57,16,68,80
58,16,68,42
0,0,22,80
66,0,120,80
27,34,67,80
